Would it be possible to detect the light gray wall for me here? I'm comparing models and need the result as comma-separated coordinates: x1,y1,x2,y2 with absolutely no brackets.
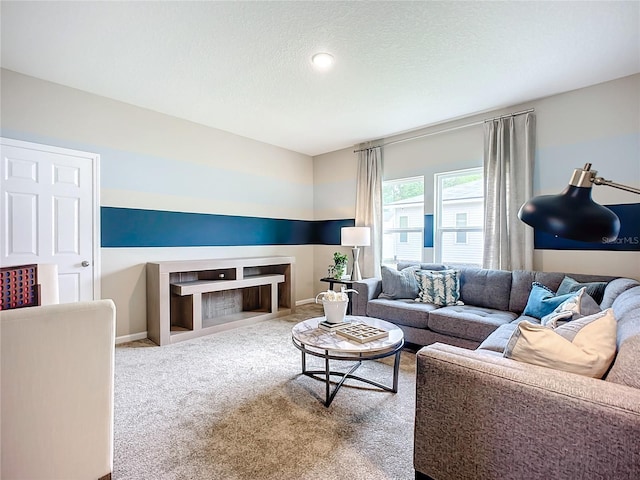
1,69,316,340
2,68,638,339
313,74,640,281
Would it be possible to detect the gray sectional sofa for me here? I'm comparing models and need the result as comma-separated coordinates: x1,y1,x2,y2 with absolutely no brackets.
351,261,636,348
351,262,640,479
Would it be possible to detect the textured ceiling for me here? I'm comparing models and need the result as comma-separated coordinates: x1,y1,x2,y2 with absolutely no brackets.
1,1,639,156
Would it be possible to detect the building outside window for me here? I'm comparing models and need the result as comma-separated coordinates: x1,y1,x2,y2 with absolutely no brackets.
382,176,424,267
455,213,468,244
399,216,409,242
434,168,484,266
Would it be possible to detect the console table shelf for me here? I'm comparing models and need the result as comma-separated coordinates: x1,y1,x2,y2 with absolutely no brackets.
147,257,295,346
170,274,285,296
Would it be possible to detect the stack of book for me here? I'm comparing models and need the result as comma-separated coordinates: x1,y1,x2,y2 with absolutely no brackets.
318,320,349,331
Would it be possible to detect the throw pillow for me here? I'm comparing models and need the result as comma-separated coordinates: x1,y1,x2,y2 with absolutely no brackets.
556,276,608,305
503,309,617,378
378,265,420,299
522,282,578,319
414,269,462,306
540,287,602,327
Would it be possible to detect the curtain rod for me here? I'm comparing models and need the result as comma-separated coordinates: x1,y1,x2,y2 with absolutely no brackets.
353,108,534,153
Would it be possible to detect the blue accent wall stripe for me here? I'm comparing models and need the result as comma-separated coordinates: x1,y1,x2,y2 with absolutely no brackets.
534,203,640,251
102,203,639,250
424,214,434,248
101,207,353,247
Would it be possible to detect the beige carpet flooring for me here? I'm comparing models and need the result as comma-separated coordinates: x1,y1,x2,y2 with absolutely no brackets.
114,304,417,479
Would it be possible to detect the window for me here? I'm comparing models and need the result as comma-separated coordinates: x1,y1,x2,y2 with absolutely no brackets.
434,168,484,266
382,176,424,267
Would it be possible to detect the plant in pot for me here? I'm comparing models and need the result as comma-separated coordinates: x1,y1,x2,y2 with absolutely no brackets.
333,252,349,280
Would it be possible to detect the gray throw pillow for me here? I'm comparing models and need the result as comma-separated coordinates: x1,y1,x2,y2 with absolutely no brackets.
556,276,608,305
378,265,420,299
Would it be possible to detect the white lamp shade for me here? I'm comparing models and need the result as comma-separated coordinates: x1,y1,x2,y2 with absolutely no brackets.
341,227,371,247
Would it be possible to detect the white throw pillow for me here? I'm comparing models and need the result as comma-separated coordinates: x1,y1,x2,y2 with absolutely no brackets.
503,308,617,378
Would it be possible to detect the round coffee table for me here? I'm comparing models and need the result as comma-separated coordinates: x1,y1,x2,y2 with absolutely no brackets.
291,316,404,407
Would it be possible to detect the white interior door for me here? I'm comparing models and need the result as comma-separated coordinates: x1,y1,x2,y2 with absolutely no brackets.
1,138,100,303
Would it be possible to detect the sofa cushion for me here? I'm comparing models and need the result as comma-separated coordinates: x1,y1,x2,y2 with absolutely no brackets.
378,265,420,299
428,305,518,343
523,283,578,319
366,298,436,329
457,267,512,311
477,323,519,353
600,277,640,309
504,309,617,378
605,285,640,388
415,269,462,306
509,271,567,313
556,276,608,304
396,262,448,272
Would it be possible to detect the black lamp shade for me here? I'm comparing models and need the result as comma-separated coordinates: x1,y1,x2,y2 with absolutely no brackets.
518,185,620,242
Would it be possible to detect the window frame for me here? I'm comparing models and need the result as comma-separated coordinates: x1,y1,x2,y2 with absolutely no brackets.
434,167,484,265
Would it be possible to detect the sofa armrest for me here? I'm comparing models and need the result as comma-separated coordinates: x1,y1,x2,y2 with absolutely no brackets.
415,343,640,480
351,278,381,316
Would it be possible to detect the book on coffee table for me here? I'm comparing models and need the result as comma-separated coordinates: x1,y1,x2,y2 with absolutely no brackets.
336,323,388,343
318,320,349,331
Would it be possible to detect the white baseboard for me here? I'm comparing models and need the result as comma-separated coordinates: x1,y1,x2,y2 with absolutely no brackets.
115,302,316,344
296,298,315,306
115,331,148,345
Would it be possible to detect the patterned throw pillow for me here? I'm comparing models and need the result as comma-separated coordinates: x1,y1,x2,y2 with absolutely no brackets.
504,309,617,378
414,269,462,306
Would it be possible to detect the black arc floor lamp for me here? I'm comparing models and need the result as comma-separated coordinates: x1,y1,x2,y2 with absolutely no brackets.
518,163,640,242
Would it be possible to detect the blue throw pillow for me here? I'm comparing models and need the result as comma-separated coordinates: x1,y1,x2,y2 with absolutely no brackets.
523,282,578,319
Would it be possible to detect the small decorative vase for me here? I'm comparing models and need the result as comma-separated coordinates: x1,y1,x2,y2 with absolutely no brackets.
334,263,346,280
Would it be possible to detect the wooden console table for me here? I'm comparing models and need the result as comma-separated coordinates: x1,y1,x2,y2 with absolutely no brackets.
146,256,295,346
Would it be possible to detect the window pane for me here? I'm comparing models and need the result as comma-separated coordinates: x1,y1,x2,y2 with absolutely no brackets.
435,168,484,266
382,231,424,265
441,231,483,265
382,176,424,266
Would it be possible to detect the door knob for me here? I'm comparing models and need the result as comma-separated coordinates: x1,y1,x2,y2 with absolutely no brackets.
81,260,90,267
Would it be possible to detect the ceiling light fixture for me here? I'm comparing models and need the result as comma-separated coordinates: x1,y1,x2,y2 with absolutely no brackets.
311,52,334,70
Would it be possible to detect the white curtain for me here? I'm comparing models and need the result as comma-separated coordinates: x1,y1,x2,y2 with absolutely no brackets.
355,145,383,279
483,113,536,271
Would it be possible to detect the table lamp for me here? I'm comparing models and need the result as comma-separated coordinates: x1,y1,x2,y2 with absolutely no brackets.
341,227,371,281
518,163,640,242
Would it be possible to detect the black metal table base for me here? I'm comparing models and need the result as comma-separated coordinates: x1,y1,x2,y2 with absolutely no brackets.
293,340,403,407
